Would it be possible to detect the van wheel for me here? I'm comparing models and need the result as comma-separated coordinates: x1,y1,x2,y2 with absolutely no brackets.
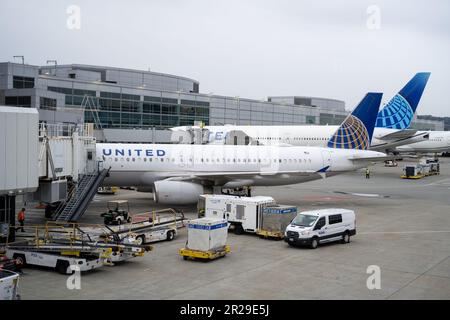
342,232,350,244
310,237,319,249
13,254,27,267
55,260,70,275
234,224,244,235
166,230,175,241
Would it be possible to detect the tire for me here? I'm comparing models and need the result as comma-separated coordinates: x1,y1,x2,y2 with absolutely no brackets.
55,260,70,275
287,242,296,247
234,224,244,235
135,235,145,245
342,232,350,244
13,254,27,267
166,230,175,241
310,237,319,249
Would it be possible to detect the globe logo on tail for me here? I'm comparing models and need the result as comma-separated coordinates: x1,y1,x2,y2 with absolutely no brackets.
375,94,413,129
327,115,370,150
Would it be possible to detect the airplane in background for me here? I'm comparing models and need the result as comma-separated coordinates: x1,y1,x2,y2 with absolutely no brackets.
372,72,450,154
171,73,431,153
97,93,388,205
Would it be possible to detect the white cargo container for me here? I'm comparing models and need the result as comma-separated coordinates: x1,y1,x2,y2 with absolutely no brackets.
0,106,39,195
199,194,276,234
0,270,20,300
186,218,228,252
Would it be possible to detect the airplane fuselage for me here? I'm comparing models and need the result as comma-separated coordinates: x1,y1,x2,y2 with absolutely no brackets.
97,143,385,188
173,125,427,151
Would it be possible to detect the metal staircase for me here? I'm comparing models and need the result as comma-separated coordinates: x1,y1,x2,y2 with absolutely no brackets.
53,168,110,222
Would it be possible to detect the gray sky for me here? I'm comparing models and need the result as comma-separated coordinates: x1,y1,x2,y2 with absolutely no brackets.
1,0,449,116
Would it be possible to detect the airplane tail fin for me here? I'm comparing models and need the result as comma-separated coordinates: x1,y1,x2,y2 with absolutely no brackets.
327,92,383,150
376,72,431,129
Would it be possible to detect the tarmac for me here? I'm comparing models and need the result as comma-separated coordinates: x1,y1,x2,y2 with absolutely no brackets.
17,158,450,299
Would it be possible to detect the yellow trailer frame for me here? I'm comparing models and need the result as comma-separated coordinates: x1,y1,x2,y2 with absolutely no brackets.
256,229,285,240
179,245,230,261
401,174,424,179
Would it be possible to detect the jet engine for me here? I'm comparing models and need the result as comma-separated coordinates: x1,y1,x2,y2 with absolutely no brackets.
153,181,204,205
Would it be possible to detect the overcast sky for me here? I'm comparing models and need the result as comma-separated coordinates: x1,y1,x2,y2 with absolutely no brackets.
1,0,449,116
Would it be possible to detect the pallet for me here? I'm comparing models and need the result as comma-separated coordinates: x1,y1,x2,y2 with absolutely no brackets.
256,229,284,240
179,245,230,261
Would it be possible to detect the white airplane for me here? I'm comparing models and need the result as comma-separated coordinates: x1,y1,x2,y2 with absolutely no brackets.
97,93,388,205
395,132,450,154
171,73,431,153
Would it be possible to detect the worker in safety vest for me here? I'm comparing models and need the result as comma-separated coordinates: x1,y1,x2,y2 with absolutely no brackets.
365,168,371,179
16,208,26,232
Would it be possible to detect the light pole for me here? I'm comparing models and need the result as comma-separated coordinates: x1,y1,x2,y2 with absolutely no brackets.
235,96,240,125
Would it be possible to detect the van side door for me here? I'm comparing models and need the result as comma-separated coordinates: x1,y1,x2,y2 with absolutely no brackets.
326,214,344,242
313,216,328,240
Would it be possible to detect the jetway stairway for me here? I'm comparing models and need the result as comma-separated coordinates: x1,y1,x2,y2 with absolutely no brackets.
53,168,110,222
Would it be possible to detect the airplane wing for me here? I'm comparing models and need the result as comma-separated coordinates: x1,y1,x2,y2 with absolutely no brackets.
157,168,330,186
376,129,417,140
370,131,429,151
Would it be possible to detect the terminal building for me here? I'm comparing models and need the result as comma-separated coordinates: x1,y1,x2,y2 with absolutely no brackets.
0,61,445,143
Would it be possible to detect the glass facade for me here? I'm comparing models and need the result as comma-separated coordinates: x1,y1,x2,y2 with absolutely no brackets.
319,113,347,125
48,87,210,129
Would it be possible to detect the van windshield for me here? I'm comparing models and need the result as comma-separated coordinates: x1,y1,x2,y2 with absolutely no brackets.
291,214,318,227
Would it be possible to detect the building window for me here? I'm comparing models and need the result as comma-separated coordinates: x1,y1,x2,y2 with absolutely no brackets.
40,97,57,110
306,115,316,124
5,96,32,108
13,76,34,89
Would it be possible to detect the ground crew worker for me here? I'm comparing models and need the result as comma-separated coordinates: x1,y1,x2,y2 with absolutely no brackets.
16,208,26,232
365,168,371,179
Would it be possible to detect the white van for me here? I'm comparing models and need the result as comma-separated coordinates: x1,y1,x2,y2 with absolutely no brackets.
285,208,356,249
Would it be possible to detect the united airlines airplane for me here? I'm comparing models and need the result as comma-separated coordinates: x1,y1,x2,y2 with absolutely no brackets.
172,73,431,153
97,93,388,205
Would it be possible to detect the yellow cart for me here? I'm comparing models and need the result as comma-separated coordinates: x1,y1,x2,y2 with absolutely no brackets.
179,245,230,261
256,229,284,240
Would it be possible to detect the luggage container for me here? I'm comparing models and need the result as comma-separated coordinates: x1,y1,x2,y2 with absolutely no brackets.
179,218,230,261
0,270,20,300
199,194,276,234
257,205,297,239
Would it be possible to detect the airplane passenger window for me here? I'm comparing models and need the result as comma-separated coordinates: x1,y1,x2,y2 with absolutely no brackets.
132,158,135,162
115,158,118,162
126,158,130,161
144,158,147,162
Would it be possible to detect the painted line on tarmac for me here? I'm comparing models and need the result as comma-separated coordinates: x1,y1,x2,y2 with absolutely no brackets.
359,230,450,235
